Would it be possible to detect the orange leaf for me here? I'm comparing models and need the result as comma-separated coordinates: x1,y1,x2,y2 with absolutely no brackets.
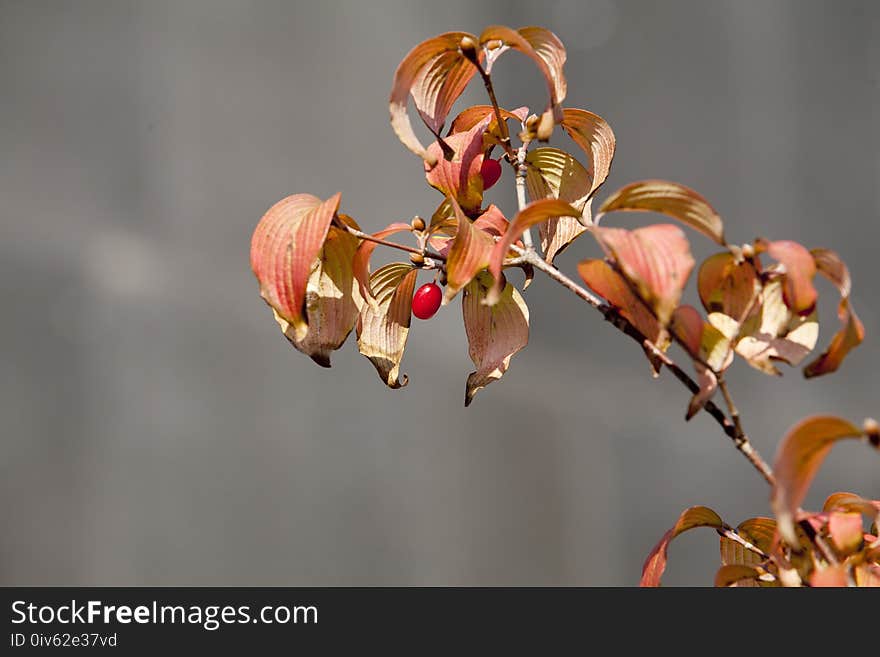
640,506,723,587
487,198,580,304
462,272,529,406
771,416,869,546
827,512,864,556
810,565,849,587
597,180,725,245
670,305,732,419
804,249,864,378
560,108,616,197
443,197,495,303
357,263,419,388
697,252,761,319
479,26,566,139
447,104,529,140
425,116,491,215
761,240,817,315
823,492,880,522
352,222,413,301
472,204,509,238
390,32,479,163
715,564,764,588
720,518,776,568
251,192,341,340
854,564,880,587
596,224,695,327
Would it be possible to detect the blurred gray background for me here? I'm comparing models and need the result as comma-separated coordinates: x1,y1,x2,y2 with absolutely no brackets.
1,0,878,586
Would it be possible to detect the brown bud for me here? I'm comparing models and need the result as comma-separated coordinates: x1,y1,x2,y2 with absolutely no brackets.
439,270,448,286
864,418,879,448
409,252,425,266
741,243,755,259
411,216,426,232
459,36,478,62
484,39,503,51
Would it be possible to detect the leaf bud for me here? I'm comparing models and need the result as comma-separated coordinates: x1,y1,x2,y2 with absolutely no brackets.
459,36,479,62
411,216,426,232
409,252,425,266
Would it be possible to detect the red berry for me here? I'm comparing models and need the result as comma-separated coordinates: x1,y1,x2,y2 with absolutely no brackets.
412,282,442,320
480,157,503,190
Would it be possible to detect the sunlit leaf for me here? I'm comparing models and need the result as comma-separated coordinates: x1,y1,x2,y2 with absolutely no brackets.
771,416,870,546
448,105,529,149
720,518,775,569
828,512,864,556
487,198,580,304
425,116,491,215
759,240,817,315
804,249,864,378
352,222,413,300
559,108,616,197
479,26,566,139
823,492,880,525
390,32,479,163
697,252,761,319
640,506,723,587
270,225,360,367
462,271,529,406
444,197,495,303
721,279,818,375
854,564,880,587
670,305,732,419
596,224,695,327
597,180,725,245
525,147,593,262
357,263,419,388
251,192,342,341
810,565,849,587
715,564,765,588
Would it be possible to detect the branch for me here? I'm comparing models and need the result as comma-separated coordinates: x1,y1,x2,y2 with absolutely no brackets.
471,57,517,162
514,144,534,250
509,243,776,486
338,223,446,262
717,524,768,560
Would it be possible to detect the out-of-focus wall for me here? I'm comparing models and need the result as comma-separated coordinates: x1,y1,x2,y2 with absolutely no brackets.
1,0,877,585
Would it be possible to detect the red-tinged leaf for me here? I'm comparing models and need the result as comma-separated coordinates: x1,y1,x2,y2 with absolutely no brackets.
425,116,491,215
596,224,695,327
357,263,419,388
854,564,880,587
447,104,529,144
772,416,869,546
804,249,864,378
670,305,731,419
597,180,725,245
560,108,616,197
697,252,761,319
486,198,581,304
390,32,479,163
251,192,341,340
525,147,593,263
472,204,509,238
577,260,667,350
352,222,413,301
810,565,849,587
715,564,765,588
823,492,880,523
760,240,817,315
828,512,864,556
640,506,723,587
443,197,495,303
462,271,529,406
270,225,361,367
721,279,818,375
479,26,565,139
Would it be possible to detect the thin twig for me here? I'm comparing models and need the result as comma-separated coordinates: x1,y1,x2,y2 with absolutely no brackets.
718,379,745,446
717,524,768,560
472,60,516,162
509,244,776,486
340,224,446,261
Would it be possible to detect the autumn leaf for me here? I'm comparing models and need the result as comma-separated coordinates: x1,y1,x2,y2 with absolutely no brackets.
425,115,491,215
487,198,580,304
390,32,480,163
714,564,765,588
810,565,849,587
822,492,880,524
357,263,419,388
597,180,725,245
804,249,864,378
269,224,361,367
479,26,566,139
559,108,616,197
640,506,723,587
771,416,873,546
827,512,864,556
758,240,817,315
596,224,695,327
352,222,414,301
443,197,495,303
697,252,761,320
720,517,776,568
251,192,342,341
462,271,529,406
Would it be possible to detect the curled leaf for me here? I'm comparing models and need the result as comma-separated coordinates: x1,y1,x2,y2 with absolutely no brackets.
357,263,419,388
670,305,732,419
251,192,342,341
640,506,723,587
720,518,776,568
487,198,580,304
804,249,864,378
352,222,413,301
560,108,616,197
596,224,695,327
715,564,765,588
443,197,495,303
270,225,360,367
597,180,725,245
697,252,761,319
760,240,817,315
390,32,479,163
479,26,566,139
425,116,491,215
771,416,871,546
462,271,529,406
827,512,864,556
448,104,529,142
